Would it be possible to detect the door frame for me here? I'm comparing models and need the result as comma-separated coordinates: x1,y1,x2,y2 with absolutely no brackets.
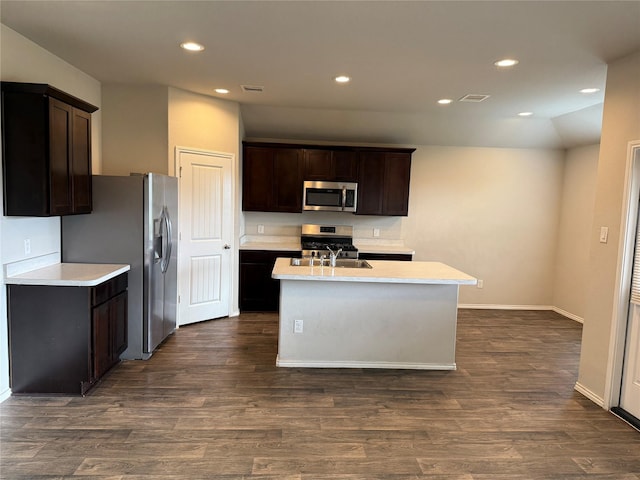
605,140,640,409
174,146,237,325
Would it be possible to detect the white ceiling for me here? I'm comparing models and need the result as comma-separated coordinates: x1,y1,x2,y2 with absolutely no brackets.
2,0,639,149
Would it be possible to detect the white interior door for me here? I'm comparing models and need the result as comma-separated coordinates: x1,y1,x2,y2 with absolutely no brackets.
621,303,640,419
177,148,234,326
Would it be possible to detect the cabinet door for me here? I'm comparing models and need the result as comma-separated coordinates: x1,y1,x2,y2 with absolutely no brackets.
273,148,303,212
240,250,301,312
356,152,385,215
92,301,111,381
242,147,274,211
71,108,92,214
49,98,73,216
333,151,358,182
304,149,333,180
112,291,128,357
383,153,411,216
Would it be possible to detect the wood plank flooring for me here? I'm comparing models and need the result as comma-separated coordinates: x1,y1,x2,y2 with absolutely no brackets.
2,309,640,479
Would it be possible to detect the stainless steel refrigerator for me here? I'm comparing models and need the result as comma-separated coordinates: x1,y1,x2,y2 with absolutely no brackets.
62,173,178,360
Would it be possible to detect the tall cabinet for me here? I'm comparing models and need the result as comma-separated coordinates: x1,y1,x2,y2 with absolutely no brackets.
1,82,98,216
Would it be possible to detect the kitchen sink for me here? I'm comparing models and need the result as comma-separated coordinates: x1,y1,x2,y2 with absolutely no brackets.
289,258,373,269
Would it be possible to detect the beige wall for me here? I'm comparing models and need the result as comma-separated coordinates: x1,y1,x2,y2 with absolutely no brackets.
553,144,600,320
404,146,565,307
168,87,240,174
578,51,640,401
0,25,102,399
102,85,168,175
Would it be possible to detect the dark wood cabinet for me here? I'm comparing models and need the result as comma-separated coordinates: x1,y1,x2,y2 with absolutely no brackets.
303,148,358,182
242,141,413,216
243,145,303,212
240,250,301,312
92,290,127,380
357,151,412,216
1,82,98,216
7,273,127,395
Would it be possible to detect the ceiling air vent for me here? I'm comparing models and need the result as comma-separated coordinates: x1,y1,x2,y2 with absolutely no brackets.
459,94,491,103
241,85,265,93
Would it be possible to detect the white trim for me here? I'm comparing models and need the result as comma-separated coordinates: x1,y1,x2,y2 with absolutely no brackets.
276,356,456,370
0,387,10,403
552,307,584,324
604,141,640,410
575,381,605,407
460,304,583,322
460,303,554,311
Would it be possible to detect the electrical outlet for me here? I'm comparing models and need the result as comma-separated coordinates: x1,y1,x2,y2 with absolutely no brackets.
373,228,380,237
477,279,483,289
24,239,31,255
294,319,304,333
257,224,265,234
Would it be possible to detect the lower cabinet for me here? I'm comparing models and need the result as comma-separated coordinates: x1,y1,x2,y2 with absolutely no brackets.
92,288,128,381
7,273,128,395
358,252,413,261
240,250,301,312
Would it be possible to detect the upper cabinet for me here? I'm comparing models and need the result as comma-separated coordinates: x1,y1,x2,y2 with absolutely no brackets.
243,144,303,213
242,141,414,216
303,148,358,182
356,151,412,216
1,82,98,216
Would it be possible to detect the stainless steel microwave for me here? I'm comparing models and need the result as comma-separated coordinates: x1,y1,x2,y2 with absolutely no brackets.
303,181,358,212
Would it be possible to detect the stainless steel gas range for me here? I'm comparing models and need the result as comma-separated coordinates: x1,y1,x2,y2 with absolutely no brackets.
301,224,358,259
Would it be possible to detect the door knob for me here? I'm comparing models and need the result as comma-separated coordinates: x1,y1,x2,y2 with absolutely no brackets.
224,244,231,249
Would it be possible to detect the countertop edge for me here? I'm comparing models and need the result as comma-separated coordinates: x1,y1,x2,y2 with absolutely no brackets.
5,263,131,287
272,258,477,285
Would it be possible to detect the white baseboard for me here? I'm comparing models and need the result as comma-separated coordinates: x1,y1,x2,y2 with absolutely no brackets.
276,356,456,371
574,381,605,407
459,304,584,323
552,307,584,323
0,387,11,404
460,303,554,311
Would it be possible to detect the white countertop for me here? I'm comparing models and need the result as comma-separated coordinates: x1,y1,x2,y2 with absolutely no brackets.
272,257,476,285
5,263,130,287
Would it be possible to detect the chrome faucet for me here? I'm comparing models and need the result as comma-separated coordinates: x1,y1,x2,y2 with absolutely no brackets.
326,245,342,267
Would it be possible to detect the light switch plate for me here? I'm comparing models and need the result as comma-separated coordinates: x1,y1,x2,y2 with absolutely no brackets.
599,226,609,243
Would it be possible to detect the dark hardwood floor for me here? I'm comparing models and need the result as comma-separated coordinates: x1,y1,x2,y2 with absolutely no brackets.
2,309,640,479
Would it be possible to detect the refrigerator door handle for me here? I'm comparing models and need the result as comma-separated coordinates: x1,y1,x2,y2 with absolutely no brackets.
161,206,173,274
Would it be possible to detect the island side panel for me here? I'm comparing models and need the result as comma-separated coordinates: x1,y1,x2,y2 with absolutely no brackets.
277,279,459,369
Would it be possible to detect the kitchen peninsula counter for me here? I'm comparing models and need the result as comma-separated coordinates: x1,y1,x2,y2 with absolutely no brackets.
272,258,476,370
5,263,130,286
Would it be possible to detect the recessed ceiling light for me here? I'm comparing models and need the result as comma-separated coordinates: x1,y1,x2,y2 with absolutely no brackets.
494,58,519,68
180,42,205,52
334,75,351,84
580,88,600,94
518,112,533,117
438,99,453,105
215,88,230,94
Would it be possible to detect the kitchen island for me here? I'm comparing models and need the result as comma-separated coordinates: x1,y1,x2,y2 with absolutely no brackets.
272,258,476,370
